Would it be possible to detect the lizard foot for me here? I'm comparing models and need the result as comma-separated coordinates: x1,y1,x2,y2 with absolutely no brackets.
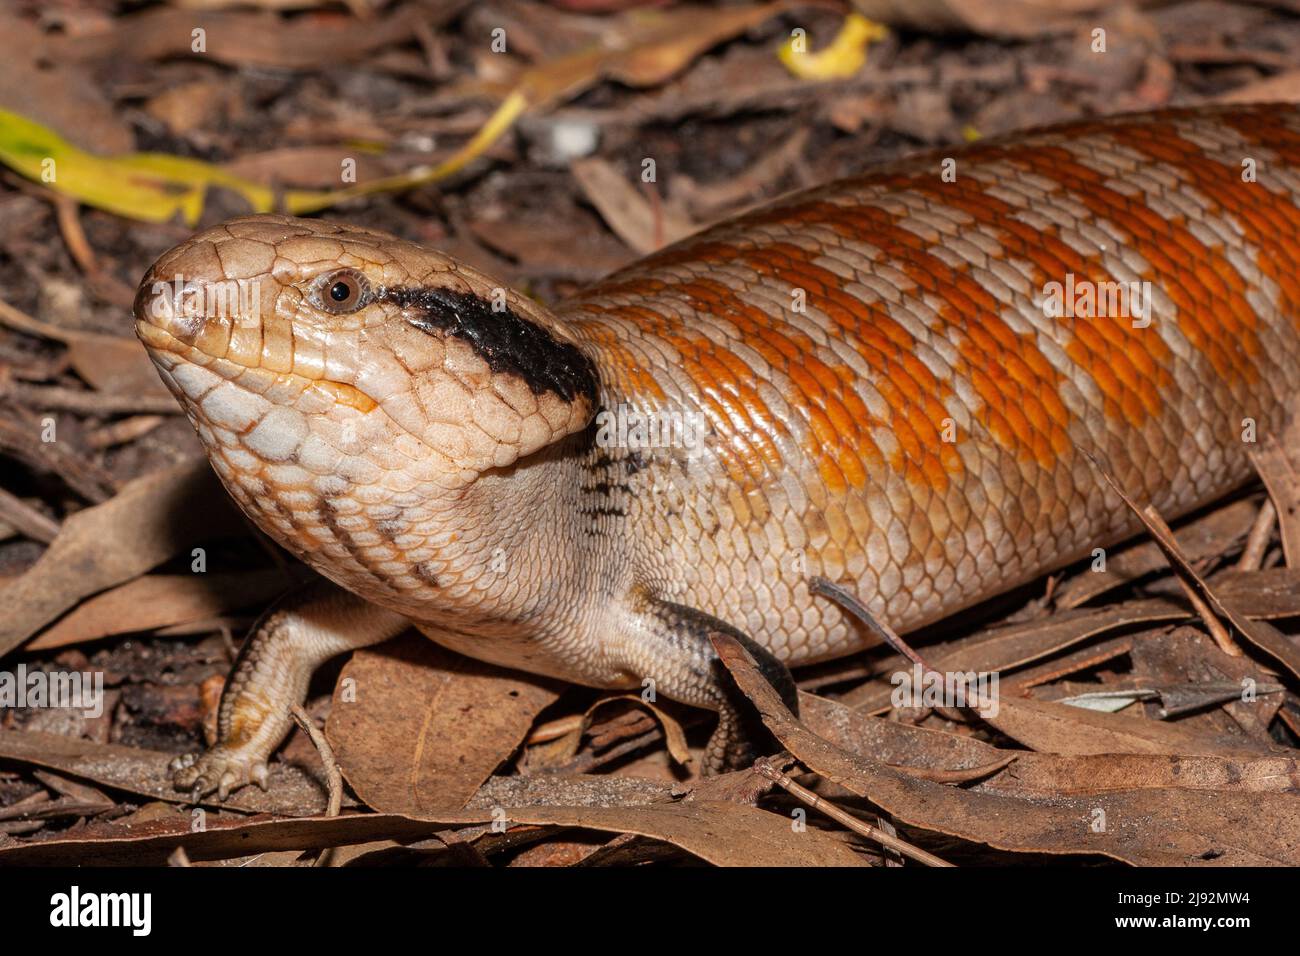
170,747,270,801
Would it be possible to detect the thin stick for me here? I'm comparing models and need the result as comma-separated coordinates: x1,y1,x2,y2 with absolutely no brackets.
6,383,182,416
1238,498,1276,572
0,485,60,543
1082,451,1242,657
754,760,954,867
290,704,342,867
809,577,932,671
810,577,975,719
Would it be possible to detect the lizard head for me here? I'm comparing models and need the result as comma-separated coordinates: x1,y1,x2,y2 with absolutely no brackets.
134,214,598,611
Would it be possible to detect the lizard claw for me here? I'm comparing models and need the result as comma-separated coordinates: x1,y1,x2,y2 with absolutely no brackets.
171,748,269,801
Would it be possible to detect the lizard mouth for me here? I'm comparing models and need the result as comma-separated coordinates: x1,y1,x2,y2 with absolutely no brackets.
135,318,379,414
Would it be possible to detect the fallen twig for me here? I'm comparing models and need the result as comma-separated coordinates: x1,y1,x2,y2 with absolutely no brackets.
753,758,953,867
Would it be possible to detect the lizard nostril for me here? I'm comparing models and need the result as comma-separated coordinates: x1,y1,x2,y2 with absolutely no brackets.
133,269,179,331
133,272,213,345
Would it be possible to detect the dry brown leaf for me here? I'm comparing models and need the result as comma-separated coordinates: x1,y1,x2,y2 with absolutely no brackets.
465,210,633,278
0,811,443,865
472,2,792,109
1053,497,1258,609
1128,627,1283,744
27,571,298,650
843,598,1192,710
673,127,811,218
0,775,866,866
488,800,868,866
32,767,114,807
979,752,1300,798
1218,69,1300,104
803,688,1299,795
325,634,560,814
143,80,232,137
60,6,428,70
986,694,1277,758
547,693,694,767
468,773,675,811
602,4,791,88
1249,426,1300,566
570,157,696,253
1002,634,1135,694
1095,466,1300,680
0,729,330,817
800,691,1003,771
0,461,239,658
848,0,1149,37
0,297,171,398
845,567,1300,712
0,14,134,154
715,633,1300,865
1208,567,1300,617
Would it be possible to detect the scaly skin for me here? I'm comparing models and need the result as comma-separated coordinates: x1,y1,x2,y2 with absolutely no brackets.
135,104,1300,797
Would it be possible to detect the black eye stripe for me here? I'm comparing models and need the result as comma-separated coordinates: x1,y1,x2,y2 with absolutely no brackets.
378,286,599,406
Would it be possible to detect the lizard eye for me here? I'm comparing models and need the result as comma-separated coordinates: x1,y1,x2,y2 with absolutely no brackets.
315,269,370,314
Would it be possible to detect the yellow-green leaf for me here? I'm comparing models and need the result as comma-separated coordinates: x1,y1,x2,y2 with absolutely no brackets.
779,13,887,81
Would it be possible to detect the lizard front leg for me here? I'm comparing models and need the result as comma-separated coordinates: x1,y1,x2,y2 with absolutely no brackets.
620,599,799,773
172,580,409,800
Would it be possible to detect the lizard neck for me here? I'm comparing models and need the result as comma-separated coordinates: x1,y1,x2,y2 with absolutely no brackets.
350,425,630,640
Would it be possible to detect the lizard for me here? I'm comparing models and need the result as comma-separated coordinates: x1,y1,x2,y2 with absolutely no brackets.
133,104,1300,798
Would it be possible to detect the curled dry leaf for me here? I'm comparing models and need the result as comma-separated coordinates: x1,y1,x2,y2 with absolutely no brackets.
474,4,794,117
537,693,693,769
